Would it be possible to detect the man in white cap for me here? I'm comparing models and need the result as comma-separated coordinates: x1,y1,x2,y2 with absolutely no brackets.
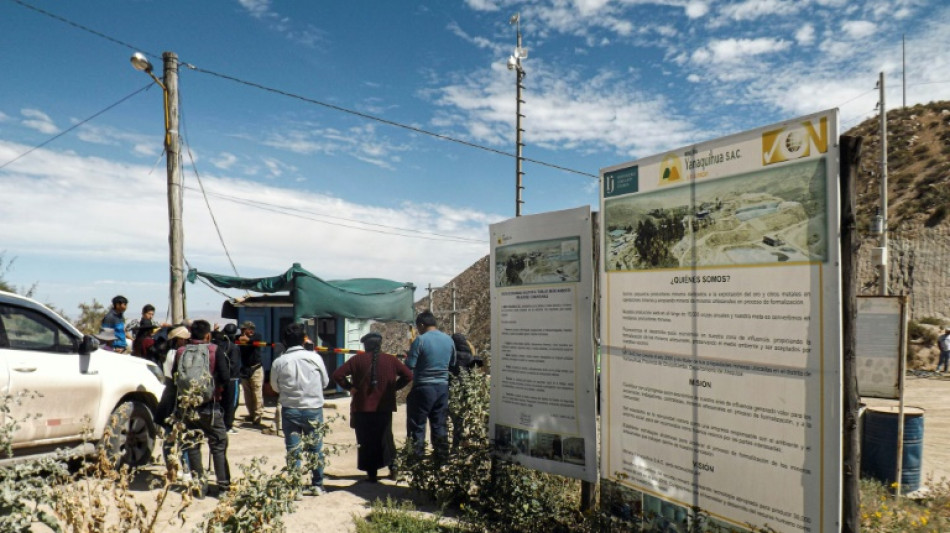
94,328,117,351
163,325,192,379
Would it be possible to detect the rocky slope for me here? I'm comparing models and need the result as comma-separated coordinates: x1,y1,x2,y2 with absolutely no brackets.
850,101,950,322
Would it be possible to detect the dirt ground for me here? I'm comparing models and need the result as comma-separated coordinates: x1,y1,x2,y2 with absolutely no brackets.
121,394,430,533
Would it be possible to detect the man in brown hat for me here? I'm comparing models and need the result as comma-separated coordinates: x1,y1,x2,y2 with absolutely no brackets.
238,320,265,425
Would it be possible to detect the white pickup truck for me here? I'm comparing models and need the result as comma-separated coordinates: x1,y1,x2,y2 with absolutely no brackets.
0,290,165,466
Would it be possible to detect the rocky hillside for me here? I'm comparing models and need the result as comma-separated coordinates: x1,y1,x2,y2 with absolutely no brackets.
850,100,950,322
374,255,491,357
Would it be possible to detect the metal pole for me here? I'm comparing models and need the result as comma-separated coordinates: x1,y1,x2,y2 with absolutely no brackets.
451,283,458,334
164,52,185,324
895,296,908,499
879,72,888,296
515,22,525,216
902,35,906,110
427,283,435,316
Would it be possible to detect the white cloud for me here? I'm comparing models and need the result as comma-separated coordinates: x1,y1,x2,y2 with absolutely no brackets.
237,0,324,47
841,20,876,40
718,0,801,21
795,24,815,46
211,152,238,170
260,156,294,178
692,37,790,64
73,123,160,157
464,0,500,11
574,0,613,17
21,109,59,134
257,123,409,170
431,62,696,158
448,21,508,56
236,0,269,18
0,111,9,122
684,1,710,19
0,139,495,313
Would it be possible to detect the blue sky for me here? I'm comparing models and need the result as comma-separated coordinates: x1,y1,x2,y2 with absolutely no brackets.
1,0,948,322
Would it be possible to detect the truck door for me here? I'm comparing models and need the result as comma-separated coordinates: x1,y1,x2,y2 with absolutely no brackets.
0,303,101,444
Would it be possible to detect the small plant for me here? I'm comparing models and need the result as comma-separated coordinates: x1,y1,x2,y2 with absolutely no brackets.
199,414,344,532
860,477,948,531
354,497,458,533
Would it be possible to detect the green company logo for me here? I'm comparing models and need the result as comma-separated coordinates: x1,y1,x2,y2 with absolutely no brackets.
603,166,638,197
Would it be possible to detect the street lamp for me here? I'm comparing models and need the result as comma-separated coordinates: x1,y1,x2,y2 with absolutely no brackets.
508,13,527,216
131,51,186,324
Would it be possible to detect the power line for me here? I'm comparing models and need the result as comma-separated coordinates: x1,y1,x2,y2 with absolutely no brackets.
8,0,597,179
179,98,243,278
9,0,157,60
182,185,487,244
0,83,153,171
186,65,599,179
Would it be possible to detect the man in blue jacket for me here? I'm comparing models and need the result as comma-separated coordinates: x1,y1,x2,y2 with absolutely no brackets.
101,295,129,353
405,310,456,459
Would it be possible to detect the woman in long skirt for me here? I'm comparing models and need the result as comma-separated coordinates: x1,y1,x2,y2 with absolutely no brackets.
332,332,413,482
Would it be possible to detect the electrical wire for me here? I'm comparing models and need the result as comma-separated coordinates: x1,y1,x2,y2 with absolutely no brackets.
9,0,597,179
182,185,488,244
8,0,157,60
183,258,240,300
0,83,153,170
185,65,599,178
833,88,877,110
179,94,243,278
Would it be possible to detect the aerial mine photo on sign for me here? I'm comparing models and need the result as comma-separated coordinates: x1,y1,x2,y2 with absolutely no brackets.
600,110,842,532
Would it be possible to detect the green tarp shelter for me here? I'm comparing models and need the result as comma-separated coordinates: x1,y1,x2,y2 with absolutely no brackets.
187,263,416,322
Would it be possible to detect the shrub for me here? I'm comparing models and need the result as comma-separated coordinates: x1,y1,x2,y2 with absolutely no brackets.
354,497,459,533
908,320,939,346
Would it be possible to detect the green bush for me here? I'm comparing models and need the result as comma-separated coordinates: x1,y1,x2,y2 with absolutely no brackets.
394,369,595,532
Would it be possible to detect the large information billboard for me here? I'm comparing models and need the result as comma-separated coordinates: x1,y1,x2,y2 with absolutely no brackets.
489,206,598,482
600,110,841,532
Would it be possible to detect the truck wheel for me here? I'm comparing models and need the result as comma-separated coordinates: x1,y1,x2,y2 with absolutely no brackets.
103,401,156,467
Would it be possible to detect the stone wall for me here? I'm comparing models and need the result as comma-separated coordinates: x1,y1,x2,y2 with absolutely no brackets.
856,225,950,322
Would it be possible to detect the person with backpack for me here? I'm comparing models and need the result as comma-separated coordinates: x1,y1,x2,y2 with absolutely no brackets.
173,319,232,498
213,323,243,434
269,322,329,496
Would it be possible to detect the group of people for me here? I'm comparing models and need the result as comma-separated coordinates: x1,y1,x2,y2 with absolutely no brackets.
96,295,480,496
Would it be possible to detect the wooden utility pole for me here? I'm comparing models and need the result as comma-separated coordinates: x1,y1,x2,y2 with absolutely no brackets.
164,51,185,324
840,135,863,533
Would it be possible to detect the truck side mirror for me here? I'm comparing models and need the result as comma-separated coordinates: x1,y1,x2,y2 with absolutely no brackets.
79,334,100,355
